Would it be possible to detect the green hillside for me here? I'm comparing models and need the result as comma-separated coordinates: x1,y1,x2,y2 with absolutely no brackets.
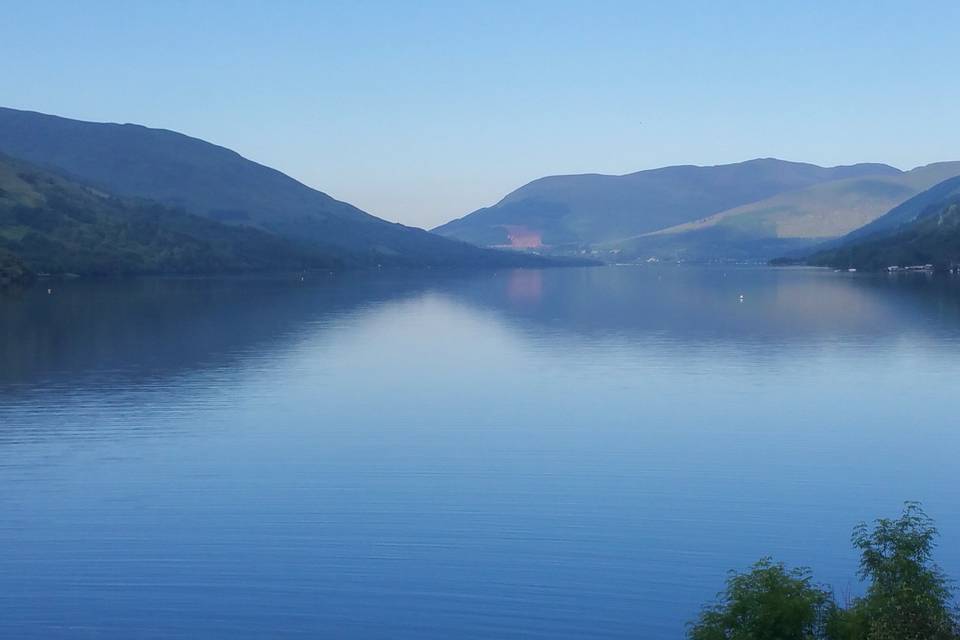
0,107,570,269
840,174,960,243
0,154,346,276
0,248,32,286
615,162,960,261
808,191,960,271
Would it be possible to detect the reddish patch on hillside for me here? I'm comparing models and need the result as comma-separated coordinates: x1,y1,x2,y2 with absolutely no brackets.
498,225,543,249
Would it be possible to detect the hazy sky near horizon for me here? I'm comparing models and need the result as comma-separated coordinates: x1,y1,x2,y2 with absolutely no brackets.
3,1,960,228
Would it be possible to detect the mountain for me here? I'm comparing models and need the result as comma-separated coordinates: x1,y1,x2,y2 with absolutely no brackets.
807,188,960,271
0,154,573,278
0,153,341,276
839,174,960,243
432,159,900,248
0,107,567,269
613,162,960,261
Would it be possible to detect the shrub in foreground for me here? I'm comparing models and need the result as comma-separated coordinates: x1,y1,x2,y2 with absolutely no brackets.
688,503,959,640
689,559,833,640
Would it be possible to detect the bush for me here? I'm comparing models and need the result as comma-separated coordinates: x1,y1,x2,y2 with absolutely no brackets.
844,502,958,640
689,558,834,640
689,504,959,640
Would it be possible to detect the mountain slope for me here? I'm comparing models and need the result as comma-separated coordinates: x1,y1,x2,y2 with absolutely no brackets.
0,106,562,269
0,248,32,286
615,162,960,261
807,190,960,270
0,153,572,276
840,174,960,243
0,154,342,275
433,159,900,248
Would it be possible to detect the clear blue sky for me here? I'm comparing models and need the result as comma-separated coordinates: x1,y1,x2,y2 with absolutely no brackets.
2,1,959,228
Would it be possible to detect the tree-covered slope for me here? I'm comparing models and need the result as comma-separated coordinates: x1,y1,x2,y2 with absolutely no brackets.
0,248,32,286
433,159,900,247
840,174,960,243
0,107,564,269
0,154,345,276
808,191,960,270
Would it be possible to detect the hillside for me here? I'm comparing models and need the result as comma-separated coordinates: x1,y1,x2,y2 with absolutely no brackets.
0,107,564,269
807,187,960,271
615,162,960,261
0,154,579,277
0,248,32,286
0,154,344,276
432,159,900,248
840,174,960,243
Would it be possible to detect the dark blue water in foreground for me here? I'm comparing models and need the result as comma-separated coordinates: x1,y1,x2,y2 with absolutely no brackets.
1,266,958,639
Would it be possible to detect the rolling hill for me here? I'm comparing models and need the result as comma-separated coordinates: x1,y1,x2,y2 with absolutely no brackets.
613,162,960,261
432,159,900,248
0,106,567,269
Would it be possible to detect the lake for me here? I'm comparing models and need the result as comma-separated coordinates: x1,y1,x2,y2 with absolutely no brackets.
1,266,958,639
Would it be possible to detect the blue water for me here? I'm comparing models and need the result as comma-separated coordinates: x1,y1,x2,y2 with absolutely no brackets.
1,266,958,639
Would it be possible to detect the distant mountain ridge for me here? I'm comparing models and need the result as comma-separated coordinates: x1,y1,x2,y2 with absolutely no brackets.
615,162,960,261
8,106,956,268
433,159,901,249
0,106,571,269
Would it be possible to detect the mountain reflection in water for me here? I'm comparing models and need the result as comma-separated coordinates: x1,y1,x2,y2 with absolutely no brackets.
0,266,958,640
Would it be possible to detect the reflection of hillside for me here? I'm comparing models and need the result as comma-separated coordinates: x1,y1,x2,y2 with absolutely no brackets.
506,269,543,304
4,266,960,395
443,267,960,346
0,274,439,390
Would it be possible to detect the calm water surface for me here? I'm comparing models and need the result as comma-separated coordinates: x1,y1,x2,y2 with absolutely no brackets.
1,266,958,639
